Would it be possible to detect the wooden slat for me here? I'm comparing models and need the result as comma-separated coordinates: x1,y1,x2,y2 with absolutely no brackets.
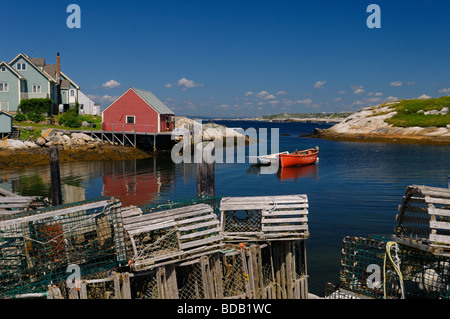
429,234,450,245
262,224,308,232
425,196,450,205
262,210,308,216
262,217,308,224
429,207,450,217
126,220,176,235
180,235,223,250
178,220,218,232
221,203,308,211
430,220,450,231
179,226,221,240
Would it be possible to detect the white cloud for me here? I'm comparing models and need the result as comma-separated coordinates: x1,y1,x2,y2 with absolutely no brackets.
386,96,399,101
367,92,383,96
337,90,347,94
313,81,326,89
264,94,276,100
102,79,121,89
438,88,450,93
407,81,415,85
165,77,204,91
276,90,287,96
88,94,118,103
335,97,342,102
295,99,313,105
244,91,254,96
418,94,431,99
389,81,403,87
255,91,269,98
353,88,365,95
367,97,382,103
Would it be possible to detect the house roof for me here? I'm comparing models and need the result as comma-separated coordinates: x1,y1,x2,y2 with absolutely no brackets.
8,53,80,89
9,53,56,83
0,111,13,118
0,61,25,80
132,88,174,115
29,58,45,68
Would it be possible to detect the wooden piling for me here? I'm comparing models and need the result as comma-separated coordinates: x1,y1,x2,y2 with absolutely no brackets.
196,142,215,197
49,147,62,206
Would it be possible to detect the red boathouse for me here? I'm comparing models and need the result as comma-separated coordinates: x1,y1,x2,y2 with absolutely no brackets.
101,87,174,133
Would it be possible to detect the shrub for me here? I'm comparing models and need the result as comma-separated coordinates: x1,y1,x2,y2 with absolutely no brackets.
27,113,45,123
18,98,52,115
64,116,82,128
14,113,27,122
59,108,82,128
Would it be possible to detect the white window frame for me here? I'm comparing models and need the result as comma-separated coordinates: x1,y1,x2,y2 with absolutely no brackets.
70,89,76,97
16,63,26,71
0,82,9,92
0,66,5,72
126,115,135,124
32,84,42,94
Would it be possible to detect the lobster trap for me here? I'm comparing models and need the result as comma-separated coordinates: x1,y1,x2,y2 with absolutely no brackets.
0,197,127,298
395,185,450,257
327,235,450,299
122,203,224,271
220,195,309,242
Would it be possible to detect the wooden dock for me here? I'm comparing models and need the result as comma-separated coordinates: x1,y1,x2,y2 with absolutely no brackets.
68,125,176,151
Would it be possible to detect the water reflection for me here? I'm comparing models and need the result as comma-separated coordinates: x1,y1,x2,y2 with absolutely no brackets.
0,156,181,207
246,164,319,182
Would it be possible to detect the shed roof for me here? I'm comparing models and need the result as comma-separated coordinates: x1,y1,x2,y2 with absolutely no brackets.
132,88,174,115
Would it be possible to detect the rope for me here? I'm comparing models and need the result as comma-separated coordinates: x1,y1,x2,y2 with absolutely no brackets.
383,241,405,299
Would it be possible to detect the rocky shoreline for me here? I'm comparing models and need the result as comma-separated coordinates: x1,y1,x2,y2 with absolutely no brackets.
305,101,450,145
0,128,152,170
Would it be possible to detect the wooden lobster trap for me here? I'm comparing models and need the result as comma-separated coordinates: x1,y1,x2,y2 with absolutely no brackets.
394,185,450,257
219,194,309,242
122,203,224,271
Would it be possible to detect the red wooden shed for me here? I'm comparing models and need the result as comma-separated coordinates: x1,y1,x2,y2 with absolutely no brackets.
101,87,174,133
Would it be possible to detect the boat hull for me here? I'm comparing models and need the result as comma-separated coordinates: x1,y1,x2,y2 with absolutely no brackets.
248,151,288,166
279,149,318,168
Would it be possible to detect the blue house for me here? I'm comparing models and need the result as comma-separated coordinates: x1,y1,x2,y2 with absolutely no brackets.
0,53,80,114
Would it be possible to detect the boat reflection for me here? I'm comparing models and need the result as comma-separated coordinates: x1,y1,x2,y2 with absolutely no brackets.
276,164,318,181
246,163,318,181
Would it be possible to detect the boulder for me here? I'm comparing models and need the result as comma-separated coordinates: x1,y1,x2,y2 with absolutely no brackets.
24,141,39,148
35,137,46,146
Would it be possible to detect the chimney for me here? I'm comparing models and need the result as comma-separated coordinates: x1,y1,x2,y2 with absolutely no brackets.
56,52,61,84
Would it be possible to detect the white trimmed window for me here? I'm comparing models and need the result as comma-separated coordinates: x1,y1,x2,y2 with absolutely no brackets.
0,66,5,72
70,89,75,97
0,82,9,92
32,84,42,93
126,115,135,124
16,63,26,71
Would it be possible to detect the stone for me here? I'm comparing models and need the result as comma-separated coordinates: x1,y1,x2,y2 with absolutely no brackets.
35,137,46,146
24,141,39,148
41,128,55,141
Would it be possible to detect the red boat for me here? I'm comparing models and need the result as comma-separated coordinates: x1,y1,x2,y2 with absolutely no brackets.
279,147,319,168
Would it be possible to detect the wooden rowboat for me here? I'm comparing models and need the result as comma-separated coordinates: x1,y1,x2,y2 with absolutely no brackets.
279,147,319,168
248,151,289,166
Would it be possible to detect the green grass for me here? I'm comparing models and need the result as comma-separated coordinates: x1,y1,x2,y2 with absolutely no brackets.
384,96,450,127
14,114,102,131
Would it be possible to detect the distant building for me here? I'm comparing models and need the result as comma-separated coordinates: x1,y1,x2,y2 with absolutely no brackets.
78,91,100,116
0,53,80,114
101,88,175,133
0,111,13,138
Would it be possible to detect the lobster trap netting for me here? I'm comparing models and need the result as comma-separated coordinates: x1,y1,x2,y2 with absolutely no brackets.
331,235,450,299
0,197,127,298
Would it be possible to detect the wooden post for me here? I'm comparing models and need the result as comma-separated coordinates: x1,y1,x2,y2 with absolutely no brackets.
49,147,62,206
196,142,215,197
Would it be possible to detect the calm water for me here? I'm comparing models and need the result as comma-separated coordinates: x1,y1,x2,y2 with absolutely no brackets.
1,120,449,296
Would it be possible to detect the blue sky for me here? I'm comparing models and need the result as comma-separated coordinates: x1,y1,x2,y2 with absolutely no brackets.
2,0,450,117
